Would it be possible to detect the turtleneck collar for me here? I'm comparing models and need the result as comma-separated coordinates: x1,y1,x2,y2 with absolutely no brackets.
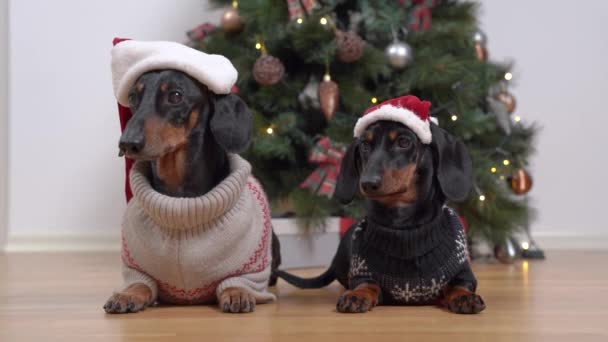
361,207,453,259
129,154,251,230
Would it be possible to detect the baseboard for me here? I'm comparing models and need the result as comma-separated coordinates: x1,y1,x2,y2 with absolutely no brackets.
532,232,608,250
5,218,342,253
5,224,608,253
5,233,122,253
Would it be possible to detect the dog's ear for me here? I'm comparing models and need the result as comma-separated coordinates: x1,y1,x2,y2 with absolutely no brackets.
210,94,253,153
430,124,473,202
334,140,361,204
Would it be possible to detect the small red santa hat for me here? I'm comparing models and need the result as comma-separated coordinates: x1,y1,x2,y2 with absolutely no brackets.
353,95,433,144
111,39,237,107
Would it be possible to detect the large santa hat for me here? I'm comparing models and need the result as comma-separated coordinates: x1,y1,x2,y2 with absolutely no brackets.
111,39,238,107
353,95,433,144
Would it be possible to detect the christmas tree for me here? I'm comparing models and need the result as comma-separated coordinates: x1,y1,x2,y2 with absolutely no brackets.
187,0,536,246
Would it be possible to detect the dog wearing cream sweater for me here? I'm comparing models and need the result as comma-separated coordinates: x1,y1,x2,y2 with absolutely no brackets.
103,40,280,314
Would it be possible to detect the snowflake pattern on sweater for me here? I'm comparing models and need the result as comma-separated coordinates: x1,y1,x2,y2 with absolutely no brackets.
348,207,470,304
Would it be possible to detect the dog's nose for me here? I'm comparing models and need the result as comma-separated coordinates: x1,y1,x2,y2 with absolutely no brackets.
361,178,382,193
119,139,144,156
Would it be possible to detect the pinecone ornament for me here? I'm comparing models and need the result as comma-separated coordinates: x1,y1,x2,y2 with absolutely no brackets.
335,30,365,63
253,54,285,86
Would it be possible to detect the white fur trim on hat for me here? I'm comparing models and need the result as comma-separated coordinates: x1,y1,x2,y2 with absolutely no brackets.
111,40,238,106
353,105,432,144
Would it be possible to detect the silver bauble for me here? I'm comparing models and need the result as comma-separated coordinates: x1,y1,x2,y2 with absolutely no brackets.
473,29,487,45
494,238,518,264
385,41,413,69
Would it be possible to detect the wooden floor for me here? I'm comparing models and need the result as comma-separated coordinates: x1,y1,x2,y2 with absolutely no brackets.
1,251,607,341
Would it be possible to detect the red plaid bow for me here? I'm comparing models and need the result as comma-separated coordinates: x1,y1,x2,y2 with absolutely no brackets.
287,0,319,20
300,137,346,198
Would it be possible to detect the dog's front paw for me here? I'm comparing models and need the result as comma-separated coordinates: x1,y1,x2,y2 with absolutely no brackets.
103,283,153,314
104,293,149,314
336,289,377,313
219,287,256,313
447,293,486,314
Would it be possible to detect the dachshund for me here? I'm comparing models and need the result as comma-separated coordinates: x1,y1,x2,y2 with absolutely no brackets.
276,119,486,314
103,70,281,314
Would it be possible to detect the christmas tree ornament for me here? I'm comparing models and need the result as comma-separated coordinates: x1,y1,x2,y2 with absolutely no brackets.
487,96,511,135
318,74,339,121
494,238,518,264
472,29,488,61
510,168,533,195
335,30,365,63
385,40,413,69
496,91,517,114
298,76,321,110
187,23,216,42
472,29,487,45
221,2,244,34
253,54,285,86
409,0,436,32
300,137,346,198
474,43,488,61
287,0,319,21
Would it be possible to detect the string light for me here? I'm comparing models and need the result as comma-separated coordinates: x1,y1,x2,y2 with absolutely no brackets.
514,116,521,122
296,17,303,24
371,97,378,104
255,42,262,50
521,241,530,250
503,159,510,166
504,72,513,81
231,0,238,9
320,17,328,25
451,115,458,121
479,195,486,202
266,127,274,135
490,167,497,173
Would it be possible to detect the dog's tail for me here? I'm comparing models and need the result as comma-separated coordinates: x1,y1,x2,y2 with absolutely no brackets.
275,268,335,289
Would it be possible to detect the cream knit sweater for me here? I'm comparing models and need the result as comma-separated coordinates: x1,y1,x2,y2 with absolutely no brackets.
118,154,275,305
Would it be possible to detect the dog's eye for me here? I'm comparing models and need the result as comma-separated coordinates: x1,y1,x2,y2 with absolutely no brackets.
168,91,183,104
397,136,412,149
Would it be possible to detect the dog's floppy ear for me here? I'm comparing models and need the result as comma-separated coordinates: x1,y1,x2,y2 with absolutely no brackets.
210,94,253,153
334,140,361,204
430,124,473,202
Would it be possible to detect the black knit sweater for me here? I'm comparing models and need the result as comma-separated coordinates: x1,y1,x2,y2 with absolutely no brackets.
348,207,472,304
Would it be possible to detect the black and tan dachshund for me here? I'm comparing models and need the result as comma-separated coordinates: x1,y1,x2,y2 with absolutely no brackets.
106,70,281,312
277,120,486,314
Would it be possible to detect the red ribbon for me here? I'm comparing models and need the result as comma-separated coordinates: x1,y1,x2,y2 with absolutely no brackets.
299,137,346,197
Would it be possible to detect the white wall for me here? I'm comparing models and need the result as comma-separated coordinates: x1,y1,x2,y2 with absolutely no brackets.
5,0,608,248
1,0,9,249
7,0,221,242
481,0,608,246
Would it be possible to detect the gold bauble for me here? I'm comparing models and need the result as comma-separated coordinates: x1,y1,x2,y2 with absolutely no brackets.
221,8,243,33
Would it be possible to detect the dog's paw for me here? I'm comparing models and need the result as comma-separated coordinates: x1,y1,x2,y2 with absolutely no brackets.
103,283,153,314
447,293,486,314
219,287,256,314
336,289,377,313
103,292,149,314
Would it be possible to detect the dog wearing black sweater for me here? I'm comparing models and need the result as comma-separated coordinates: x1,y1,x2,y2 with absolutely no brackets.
276,95,486,314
